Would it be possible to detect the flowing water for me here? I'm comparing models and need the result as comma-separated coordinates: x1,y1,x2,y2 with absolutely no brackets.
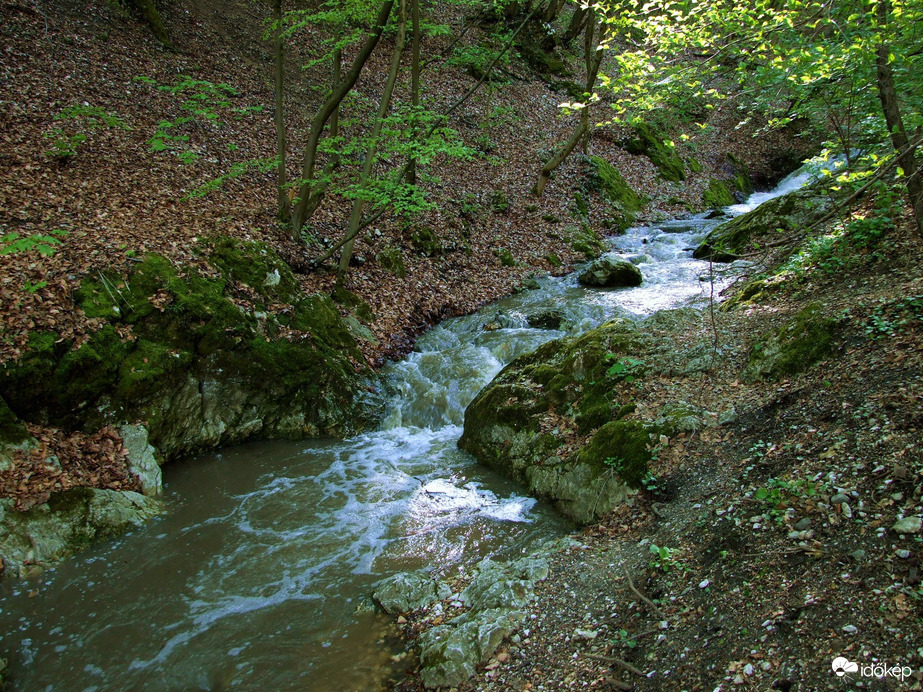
0,171,815,691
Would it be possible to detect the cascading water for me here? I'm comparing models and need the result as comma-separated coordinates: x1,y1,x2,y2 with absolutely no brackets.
0,170,814,691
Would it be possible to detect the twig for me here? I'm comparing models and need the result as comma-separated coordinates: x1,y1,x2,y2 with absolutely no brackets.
623,567,667,621
603,678,633,691
582,653,645,676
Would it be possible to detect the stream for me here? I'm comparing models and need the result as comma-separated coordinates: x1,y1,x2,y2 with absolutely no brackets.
0,169,814,691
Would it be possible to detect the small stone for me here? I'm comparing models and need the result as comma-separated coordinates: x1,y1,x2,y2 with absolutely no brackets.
743,663,754,676
892,517,922,534
842,624,858,634
841,503,853,519
849,549,866,561
699,579,710,589
896,549,911,559
831,494,849,505
574,628,598,641
794,518,812,531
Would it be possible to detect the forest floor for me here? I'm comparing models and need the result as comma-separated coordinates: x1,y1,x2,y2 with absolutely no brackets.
391,211,923,691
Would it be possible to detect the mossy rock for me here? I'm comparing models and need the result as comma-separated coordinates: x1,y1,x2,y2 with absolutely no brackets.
376,245,406,278
0,395,30,446
2,252,372,459
516,35,569,77
720,277,784,311
209,237,299,304
576,420,651,487
544,253,563,268
495,248,517,266
567,224,606,259
331,286,375,323
702,180,735,209
620,121,685,182
693,188,835,262
411,228,443,256
585,156,646,231
743,302,836,381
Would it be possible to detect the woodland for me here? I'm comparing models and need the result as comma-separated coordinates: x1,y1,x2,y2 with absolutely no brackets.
0,0,922,689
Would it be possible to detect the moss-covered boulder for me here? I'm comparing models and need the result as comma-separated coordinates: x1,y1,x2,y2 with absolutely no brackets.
0,488,163,578
621,122,685,182
702,180,736,209
693,188,834,261
376,245,406,278
566,224,606,259
585,156,646,232
1,240,375,461
743,303,837,381
411,228,443,256
459,319,651,523
578,255,643,288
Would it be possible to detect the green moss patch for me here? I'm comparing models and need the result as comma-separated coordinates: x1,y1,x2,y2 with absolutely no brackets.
577,420,651,487
585,156,646,232
209,237,299,304
621,121,685,182
376,245,406,278
743,302,836,381
702,180,735,209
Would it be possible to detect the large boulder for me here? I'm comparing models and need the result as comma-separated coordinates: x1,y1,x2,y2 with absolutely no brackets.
578,255,643,288
459,319,652,523
0,487,163,578
693,188,834,261
0,240,377,461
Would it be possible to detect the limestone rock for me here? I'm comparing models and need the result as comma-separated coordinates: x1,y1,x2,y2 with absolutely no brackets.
119,424,162,497
578,255,643,288
892,517,922,534
0,488,162,578
373,571,449,614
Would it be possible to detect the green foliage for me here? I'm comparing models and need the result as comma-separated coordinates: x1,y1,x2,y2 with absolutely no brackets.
861,294,923,340
137,75,245,163
605,355,645,383
0,230,68,257
753,478,826,525
648,544,686,573
44,104,130,160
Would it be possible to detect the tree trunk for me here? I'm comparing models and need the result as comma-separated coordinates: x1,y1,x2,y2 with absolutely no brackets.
291,0,395,234
875,0,923,235
563,6,588,44
407,0,421,186
297,50,343,223
336,0,408,284
273,0,290,224
128,0,172,49
533,9,602,196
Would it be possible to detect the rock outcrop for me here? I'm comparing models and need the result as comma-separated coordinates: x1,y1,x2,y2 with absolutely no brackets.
0,487,163,578
578,255,644,288
694,187,834,261
459,318,654,523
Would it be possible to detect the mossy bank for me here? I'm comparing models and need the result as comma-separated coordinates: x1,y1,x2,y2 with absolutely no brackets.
1,239,380,576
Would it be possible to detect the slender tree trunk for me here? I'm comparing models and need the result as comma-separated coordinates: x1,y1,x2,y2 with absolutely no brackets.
128,0,172,48
563,5,588,43
298,50,343,222
544,0,565,23
291,0,395,234
336,0,408,284
875,49,923,234
533,9,602,196
407,0,421,185
273,0,290,222
875,0,923,235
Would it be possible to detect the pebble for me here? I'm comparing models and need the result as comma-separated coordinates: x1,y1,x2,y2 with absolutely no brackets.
699,579,710,589
849,549,866,561
891,516,922,534
841,503,853,519
842,625,858,634
896,549,911,559
831,494,850,505
794,518,812,531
